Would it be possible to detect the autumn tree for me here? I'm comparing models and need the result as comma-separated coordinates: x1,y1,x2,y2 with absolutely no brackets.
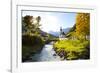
75,13,90,39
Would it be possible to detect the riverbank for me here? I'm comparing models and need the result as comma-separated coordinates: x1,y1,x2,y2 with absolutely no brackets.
22,35,45,62
24,42,61,62
53,40,90,60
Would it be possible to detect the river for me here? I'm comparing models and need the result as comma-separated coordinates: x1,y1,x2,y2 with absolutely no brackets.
27,42,61,62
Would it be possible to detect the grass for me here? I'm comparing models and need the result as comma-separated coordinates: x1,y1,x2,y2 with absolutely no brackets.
53,40,90,60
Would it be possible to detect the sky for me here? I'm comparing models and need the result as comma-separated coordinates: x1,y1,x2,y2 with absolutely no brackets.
22,10,76,33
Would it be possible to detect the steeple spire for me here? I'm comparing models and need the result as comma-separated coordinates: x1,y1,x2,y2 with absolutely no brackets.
60,26,63,35
60,27,62,32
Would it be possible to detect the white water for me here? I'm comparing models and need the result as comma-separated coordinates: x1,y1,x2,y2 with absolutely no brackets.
29,42,61,62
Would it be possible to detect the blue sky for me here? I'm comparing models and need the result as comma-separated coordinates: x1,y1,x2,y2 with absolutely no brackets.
22,10,76,33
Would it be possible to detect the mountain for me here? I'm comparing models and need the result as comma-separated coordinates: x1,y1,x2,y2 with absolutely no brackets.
63,28,71,34
49,28,71,37
39,30,56,38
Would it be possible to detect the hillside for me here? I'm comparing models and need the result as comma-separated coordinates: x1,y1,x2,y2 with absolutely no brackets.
53,13,90,60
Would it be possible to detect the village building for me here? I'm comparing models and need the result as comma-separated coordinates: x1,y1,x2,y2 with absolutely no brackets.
59,27,68,40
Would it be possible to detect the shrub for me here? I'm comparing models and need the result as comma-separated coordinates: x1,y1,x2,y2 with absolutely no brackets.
22,34,45,62
53,40,90,60
22,34,44,46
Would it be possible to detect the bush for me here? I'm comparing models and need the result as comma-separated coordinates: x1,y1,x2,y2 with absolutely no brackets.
22,34,44,46
53,40,90,60
22,34,45,62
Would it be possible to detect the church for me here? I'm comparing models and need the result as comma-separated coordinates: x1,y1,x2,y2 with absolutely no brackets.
59,27,67,40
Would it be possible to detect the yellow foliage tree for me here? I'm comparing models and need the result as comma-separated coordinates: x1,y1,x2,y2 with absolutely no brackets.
75,13,90,39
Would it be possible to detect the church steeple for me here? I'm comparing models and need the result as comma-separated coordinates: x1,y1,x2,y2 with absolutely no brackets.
60,27,63,35
59,26,67,40
59,26,65,39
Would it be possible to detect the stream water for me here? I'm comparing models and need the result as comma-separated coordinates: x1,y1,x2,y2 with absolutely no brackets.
27,42,61,62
